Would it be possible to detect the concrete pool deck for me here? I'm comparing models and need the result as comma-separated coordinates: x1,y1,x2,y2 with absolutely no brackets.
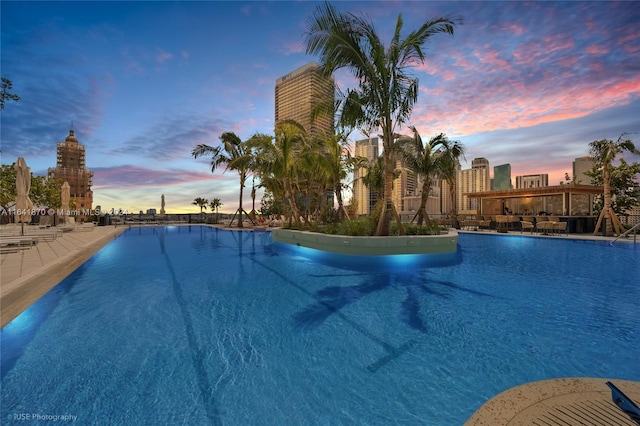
466,377,640,425
1,224,638,424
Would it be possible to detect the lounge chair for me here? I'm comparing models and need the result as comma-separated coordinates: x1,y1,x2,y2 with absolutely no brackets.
536,221,555,235
520,220,534,233
478,216,492,230
552,221,567,235
606,381,640,424
462,218,480,231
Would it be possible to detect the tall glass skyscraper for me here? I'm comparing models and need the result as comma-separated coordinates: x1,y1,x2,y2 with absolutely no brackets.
275,62,334,139
493,164,512,190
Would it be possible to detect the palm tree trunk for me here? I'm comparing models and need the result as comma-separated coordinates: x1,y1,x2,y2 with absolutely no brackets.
335,182,351,222
284,179,302,227
416,179,432,226
376,153,393,236
448,180,457,227
603,165,611,236
237,183,244,228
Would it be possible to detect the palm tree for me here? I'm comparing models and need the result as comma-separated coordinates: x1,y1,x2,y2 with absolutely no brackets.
192,132,254,228
209,198,222,224
314,131,358,221
589,134,639,236
397,128,464,225
1,77,20,110
192,197,208,221
439,153,462,227
250,121,309,227
305,2,459,235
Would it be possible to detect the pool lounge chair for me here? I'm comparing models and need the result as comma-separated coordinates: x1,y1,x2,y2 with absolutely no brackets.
478,216,492,230
462,218,480,231
552,221,568,235
536,221,555,235
606,381,640,424
520,220,534,233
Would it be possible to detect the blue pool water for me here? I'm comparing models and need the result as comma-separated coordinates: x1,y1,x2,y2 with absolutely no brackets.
1,226,639,425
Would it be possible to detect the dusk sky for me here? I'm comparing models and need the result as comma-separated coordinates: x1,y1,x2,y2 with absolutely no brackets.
1,1,639,214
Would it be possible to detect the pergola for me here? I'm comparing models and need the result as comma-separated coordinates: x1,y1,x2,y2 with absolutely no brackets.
465,184,603,218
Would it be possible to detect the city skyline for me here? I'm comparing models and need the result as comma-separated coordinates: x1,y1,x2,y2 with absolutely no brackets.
1,1,639,214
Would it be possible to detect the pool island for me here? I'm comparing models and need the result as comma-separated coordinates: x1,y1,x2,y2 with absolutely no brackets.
271,228,459,255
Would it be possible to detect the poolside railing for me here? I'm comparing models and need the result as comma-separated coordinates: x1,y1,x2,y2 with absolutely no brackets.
610,223,640,245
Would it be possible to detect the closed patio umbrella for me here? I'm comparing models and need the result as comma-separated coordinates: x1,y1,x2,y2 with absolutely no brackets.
61,181,70,224
15,157,33,235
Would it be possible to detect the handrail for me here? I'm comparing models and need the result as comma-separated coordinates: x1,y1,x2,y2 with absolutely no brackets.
610,223,640,245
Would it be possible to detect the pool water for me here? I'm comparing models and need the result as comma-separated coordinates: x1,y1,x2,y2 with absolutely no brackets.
2,226,639,425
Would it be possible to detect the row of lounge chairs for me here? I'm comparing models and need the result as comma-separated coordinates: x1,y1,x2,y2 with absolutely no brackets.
461,215,568,235
520,216,568,235
0,221,96,254
0,227,62,254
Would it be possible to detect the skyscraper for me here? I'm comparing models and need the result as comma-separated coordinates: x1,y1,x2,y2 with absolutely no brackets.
472,157,491,189
457,158,490,214
275,62,335,139
48,129,93,212
515,174,549,188
573,156,596,184
353,137,379,215
493,164,512,190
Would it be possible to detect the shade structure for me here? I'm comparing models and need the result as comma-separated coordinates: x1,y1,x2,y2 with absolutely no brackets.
61,181,71,222
14,157,34,233
61,181,70,210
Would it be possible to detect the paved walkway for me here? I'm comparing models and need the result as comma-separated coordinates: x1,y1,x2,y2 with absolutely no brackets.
1,224,126,327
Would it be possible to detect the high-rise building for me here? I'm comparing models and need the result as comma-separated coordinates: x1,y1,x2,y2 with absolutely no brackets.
457,158,490,214
353,138,379,215
275,62,334,139
48,129,93,211
573,156,596,184
493,164,512,190
472,157,491,189
515,174,549,188
393,150,420,214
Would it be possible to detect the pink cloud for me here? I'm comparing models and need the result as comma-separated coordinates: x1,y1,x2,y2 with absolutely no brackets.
156,51,173,63
585,44,609,55
93,165,221,190
281,40,305,56
504,23,526,36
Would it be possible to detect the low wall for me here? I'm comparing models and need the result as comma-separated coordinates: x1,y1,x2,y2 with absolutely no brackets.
271,229,458,256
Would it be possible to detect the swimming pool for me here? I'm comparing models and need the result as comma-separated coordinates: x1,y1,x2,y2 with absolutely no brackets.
1,226,638,425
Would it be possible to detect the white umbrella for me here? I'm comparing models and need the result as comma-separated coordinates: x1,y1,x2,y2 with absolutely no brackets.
61,181,70,223
14,157,33,235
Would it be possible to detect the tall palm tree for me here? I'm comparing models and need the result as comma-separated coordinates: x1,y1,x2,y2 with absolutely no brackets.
305,2,459,235
589,134,639,236
397,128,464,225
192,132,254,228
209,198,222,224
250,121,309,227
192,197,208,221
315,131,358,221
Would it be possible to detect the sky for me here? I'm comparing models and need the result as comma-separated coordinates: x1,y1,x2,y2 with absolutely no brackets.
1,1,639,215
